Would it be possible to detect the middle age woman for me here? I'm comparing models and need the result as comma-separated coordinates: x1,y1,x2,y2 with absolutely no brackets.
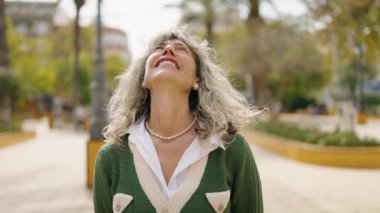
93,28,263,213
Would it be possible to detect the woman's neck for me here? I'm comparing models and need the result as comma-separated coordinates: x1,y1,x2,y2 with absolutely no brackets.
148,89,194,137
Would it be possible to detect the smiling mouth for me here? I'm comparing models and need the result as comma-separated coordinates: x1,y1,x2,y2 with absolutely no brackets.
155,58,179,69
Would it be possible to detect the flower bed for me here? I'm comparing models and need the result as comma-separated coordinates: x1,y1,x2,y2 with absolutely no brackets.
243,130,380,168
251,121,379,147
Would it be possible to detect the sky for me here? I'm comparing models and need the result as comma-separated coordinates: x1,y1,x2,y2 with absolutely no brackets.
57,0,307,60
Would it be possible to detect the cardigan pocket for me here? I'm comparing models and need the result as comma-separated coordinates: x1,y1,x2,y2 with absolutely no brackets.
205,190,230,213
113,193,133,213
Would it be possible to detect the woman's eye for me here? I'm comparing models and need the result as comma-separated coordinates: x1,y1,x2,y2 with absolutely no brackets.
154,46,163,51
176,47,187,51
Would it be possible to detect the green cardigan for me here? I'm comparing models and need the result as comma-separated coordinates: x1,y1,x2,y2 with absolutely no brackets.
93,134,263,213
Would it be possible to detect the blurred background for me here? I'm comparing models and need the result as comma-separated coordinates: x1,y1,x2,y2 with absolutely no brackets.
0,0,379,212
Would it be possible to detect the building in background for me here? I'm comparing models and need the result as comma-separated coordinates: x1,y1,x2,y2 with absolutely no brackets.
4,0,67,36
102,26,131,62
5,0,130,62
5,0,131,68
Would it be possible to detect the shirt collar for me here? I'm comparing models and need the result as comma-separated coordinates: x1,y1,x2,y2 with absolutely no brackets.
126,120,225,198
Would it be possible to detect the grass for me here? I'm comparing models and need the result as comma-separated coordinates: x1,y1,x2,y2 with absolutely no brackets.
0,123,21,133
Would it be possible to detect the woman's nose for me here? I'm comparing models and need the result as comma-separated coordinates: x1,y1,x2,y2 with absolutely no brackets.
162,44,175,56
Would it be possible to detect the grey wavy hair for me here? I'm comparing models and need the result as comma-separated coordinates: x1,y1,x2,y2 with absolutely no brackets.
103,28,260,145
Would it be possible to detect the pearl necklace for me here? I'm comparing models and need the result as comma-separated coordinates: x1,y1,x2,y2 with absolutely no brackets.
146,118,197,141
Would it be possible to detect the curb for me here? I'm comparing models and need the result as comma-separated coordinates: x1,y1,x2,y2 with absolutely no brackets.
87,140,105,188
242,130,380,168
0,131,36,148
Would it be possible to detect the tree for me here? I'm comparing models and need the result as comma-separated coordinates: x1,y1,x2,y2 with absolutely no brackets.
178,0,217,43
303,0,380,111
0,0,12,127
73,0,86,107
335,57,376,105
218,21,327,111
5,19,97,117
104,54,128,92
49,26,95,101
178,0,271,105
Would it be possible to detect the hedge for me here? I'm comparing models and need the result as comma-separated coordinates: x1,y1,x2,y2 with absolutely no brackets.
251,121,380,147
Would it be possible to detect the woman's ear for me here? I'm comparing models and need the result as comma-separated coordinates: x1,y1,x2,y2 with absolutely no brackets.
142,81,147,89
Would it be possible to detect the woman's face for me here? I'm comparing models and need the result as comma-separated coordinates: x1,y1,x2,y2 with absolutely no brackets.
143,39,197,93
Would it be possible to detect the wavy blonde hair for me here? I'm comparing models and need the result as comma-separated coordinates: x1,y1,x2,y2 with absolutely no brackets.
103,28,260,145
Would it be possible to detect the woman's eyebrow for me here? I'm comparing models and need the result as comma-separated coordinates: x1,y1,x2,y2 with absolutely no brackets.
161,40,187,47
156,42,165,46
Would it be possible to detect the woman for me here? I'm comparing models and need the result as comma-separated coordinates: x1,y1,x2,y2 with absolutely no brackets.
93,28,263,213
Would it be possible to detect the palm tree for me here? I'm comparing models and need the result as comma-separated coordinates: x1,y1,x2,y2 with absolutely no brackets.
242,0,269,105
246,0,263,25
73,0,85,107
176,0,216,43
89,0,106,140
202,0,215,43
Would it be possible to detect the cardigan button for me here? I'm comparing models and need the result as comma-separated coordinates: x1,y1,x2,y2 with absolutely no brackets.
115,204,121,212
218,204,224,212
161,207,170,213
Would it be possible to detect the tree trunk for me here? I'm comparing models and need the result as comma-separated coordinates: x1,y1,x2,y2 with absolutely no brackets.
72,5,81,108
89,0,107,140
246,0,268,106
0,0,8,68
0,0,12,127
203,0,214,44
247,0,263,27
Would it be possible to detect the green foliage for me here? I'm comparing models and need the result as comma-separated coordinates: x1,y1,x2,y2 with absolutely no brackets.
47,26,95,103
363,94,380,114
0,75,19,102
308,0,380,62
5,18,127,108
364,94,380,106
217,21,328,106
5,19,100,104
78,52,93,105
282,89,316,112
104,54,128,91
0,124,20,132
305,0,380,107
7,21,60,98
252,121,380,147
335,57,376,102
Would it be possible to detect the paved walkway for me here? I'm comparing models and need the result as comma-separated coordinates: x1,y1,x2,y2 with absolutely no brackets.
0,117,379,212
248,141,380,213
0,118,93,213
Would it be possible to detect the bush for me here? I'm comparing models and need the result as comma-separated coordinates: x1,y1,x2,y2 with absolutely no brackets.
251,121,380,147
363,94,380,114
282,89,317,112
0,124,21,133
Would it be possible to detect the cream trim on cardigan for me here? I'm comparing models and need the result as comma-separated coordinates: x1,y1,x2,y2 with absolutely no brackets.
127,120,220,199
206,190,230,212
112,193,133,213
129,142,208,213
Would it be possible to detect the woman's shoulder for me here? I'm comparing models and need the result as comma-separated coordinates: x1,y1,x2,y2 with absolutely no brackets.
224,133,251,153
222,133,257,172
97,137,130,159
98,142,117,154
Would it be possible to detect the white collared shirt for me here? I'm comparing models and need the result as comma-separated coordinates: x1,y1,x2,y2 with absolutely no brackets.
127,121,221,200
